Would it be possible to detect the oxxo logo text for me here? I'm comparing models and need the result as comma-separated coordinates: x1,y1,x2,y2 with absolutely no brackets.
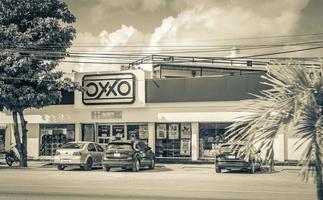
82,73,135,105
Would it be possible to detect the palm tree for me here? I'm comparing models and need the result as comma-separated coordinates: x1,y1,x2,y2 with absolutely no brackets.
226,61,322,200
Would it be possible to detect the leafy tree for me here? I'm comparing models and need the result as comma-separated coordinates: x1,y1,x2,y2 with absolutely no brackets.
0,0,77,167
226,62,322,200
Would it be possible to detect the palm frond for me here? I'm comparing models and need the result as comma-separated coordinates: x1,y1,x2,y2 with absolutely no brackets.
226,61,323,177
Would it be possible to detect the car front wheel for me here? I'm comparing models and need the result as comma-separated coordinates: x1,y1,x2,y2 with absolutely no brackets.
215,167,221,173
57,165,65,170
5,157,13,167
132,158,140,172
103,166,110,172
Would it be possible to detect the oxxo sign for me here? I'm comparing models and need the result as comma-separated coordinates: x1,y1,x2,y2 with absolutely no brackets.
82,73,135,105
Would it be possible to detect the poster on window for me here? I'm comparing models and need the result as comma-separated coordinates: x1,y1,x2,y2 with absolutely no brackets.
168,124,179,139
112,125,124,138
181,123,191,139
128,129,138,140
139,125,148,139
156,124,167,139
180,139,191,156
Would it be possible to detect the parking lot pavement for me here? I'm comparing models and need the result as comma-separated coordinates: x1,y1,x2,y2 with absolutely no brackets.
0,163,316,200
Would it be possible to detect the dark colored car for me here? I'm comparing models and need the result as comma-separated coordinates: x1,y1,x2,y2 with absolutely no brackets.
215,143,262,173
102,140,155,172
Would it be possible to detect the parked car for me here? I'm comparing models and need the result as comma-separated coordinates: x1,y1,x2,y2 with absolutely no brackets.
102,140,155,172
54,142,105,171
215,143,262,173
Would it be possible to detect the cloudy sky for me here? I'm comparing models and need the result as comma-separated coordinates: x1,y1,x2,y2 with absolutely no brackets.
61,0,323,72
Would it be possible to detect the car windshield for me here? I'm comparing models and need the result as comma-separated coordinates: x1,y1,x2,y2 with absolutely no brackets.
221,144,244,153
107,143,133,150
61,143,85,149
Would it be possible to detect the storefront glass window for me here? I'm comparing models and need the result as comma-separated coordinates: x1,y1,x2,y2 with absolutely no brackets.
127,124,148,144
199,123,231,159
155,123,191,158
97,124,111,144
39,124,75,156
81,123,150,147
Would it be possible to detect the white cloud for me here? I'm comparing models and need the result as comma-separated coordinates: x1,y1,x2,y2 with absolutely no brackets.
146,0,312,58
61,0,314,72
60,25,147,72
155,0,309,43
149,16,174,45
99,25,137,49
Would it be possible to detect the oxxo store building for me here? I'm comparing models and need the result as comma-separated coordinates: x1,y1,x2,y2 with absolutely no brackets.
0,64,300,163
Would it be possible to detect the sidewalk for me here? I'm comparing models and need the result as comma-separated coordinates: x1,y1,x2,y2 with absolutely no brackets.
0,159,52,168
0,160,302,171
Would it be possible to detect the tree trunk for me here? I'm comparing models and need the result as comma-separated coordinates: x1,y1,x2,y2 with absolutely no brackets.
18,110,28,167
12,111,23,166
314,113,323,200
315,116,322,200
315,156,323,200
268,143,275,173
314,138,323,200
269,152,275,173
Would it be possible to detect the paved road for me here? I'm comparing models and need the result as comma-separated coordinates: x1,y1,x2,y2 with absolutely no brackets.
0,164,316,200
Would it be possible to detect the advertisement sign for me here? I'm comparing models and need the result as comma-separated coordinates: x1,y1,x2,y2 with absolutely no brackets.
139,125,148,139
168,124,179,140
180,123,191,139
82,73,135,105
112,125,124,138
156,124,167,139
180,139,191,156
91,111,122,119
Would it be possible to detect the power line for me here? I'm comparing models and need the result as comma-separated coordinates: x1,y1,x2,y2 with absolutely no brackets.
1,43,323,66
3,40,323,57
235,46,323,59
0,75,159,82
3,32,323,46
4,39,323,49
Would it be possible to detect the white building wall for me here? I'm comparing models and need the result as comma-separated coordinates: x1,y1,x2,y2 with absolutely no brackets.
191,122,199,161
75,123,81,142
148,123,155,152
2,107,303,161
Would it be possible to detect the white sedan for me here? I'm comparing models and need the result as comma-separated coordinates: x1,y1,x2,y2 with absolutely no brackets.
54,142,104,170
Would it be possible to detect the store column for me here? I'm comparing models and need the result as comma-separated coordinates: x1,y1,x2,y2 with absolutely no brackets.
191,122,199,161
148,122,155,152
75,123,81,142
273,123,289,162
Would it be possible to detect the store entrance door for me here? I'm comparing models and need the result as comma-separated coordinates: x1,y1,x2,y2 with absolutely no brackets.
96,124,126,147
